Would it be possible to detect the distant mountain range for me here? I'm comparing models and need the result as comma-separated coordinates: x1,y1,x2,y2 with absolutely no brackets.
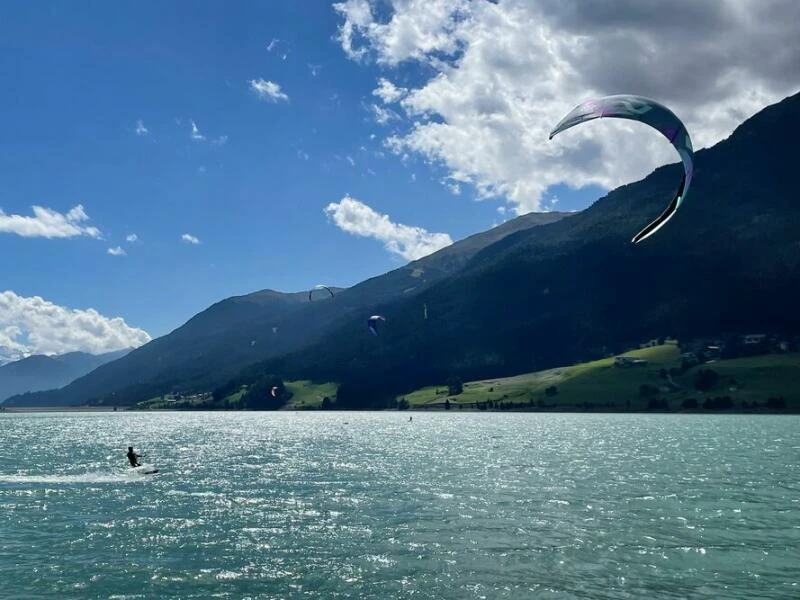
0,349,131,403
5,212,566,407
9,90,800,408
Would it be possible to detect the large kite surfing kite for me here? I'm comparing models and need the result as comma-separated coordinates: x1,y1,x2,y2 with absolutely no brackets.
550,94,694,243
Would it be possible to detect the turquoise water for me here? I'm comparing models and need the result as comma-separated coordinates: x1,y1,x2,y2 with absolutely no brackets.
1,412,798,599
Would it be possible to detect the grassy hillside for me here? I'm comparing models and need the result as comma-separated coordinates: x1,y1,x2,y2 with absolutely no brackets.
132,380,338,411
403,345,800,411
283,380,338,409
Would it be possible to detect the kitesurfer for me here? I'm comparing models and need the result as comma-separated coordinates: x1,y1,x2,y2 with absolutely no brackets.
126,446,142,468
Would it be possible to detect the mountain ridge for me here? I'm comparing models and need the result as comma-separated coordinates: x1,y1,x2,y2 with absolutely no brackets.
11,89,800,408
6,212,568,406
0,348,132,403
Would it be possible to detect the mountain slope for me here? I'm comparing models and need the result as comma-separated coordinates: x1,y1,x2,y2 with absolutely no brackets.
7,212,567,406
0,349,131,403
243,90,800,406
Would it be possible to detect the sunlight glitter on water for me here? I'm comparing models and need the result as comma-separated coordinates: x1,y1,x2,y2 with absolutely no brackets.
1,411,799,599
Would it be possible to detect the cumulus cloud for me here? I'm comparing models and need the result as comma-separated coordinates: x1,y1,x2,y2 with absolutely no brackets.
126,233,138,243
190,120,205,141
107,246,126,256
0,204,101,239
373,78,407,103
135,119,149,136
324,195,452,261
250,78,290,102
334,0,800,213
181,233,201,245
0,290,151,362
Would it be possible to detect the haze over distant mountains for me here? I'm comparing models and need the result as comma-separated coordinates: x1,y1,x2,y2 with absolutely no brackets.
8,90,800,408
0,349,131,403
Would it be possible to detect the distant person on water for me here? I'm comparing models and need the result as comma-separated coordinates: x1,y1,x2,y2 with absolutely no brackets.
126,446,142,468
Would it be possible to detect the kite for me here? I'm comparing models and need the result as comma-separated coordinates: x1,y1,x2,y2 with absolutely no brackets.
549,94,694,243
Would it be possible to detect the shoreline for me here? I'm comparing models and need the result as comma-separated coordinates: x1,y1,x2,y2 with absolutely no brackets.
2,406,798,415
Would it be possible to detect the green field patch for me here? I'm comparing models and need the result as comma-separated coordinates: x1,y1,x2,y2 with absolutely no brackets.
283,380,338,409
404,344,800,411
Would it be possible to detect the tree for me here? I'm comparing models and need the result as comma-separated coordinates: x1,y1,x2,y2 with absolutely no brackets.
694,369,719,392
445,398,451,410
545,385,558,397
639,384,659,398
681,398,698,410
766,396,787,410
242,375,286,410
447,376,463,396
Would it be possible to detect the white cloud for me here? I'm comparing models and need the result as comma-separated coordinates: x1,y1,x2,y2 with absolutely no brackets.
126,233,138,243
249,78,290,102
190,120,205,141
335,0,800,213
135,119,149,136
346,155,356,167
324,195,452,261
265,38,288,59
373,78,407,103
297,150,310,161
107,246,126,256
370,104,400,125
213,135,228,146
309,64,322,77
0,290,151,362
0,204,101,239
181,233,201,245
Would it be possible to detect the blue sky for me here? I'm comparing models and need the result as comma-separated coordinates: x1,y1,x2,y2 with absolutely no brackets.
0,0,796,358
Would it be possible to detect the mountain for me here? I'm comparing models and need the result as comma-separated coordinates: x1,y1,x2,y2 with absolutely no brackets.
0,348,131,403
238,90,800,407
6,212,567,406
14,90,800,409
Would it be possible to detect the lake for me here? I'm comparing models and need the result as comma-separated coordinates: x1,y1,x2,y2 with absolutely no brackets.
1,412,798,599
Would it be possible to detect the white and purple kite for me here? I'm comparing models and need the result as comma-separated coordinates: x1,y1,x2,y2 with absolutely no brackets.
367,315,386,336
550,94,694,244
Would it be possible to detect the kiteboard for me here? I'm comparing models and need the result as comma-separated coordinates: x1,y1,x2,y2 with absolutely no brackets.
132,464,159,475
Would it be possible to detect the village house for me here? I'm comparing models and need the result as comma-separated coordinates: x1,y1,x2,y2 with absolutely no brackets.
614,356,648,367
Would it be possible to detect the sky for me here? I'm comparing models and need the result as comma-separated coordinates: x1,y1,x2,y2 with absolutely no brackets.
0,0,798,362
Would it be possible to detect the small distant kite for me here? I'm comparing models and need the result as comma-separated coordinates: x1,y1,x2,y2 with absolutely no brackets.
309,285,335,302
549,94,694,244
270,386,279,398
367,315,386,336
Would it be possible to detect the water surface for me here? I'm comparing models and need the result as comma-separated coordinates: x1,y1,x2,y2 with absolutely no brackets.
1,412,798,599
